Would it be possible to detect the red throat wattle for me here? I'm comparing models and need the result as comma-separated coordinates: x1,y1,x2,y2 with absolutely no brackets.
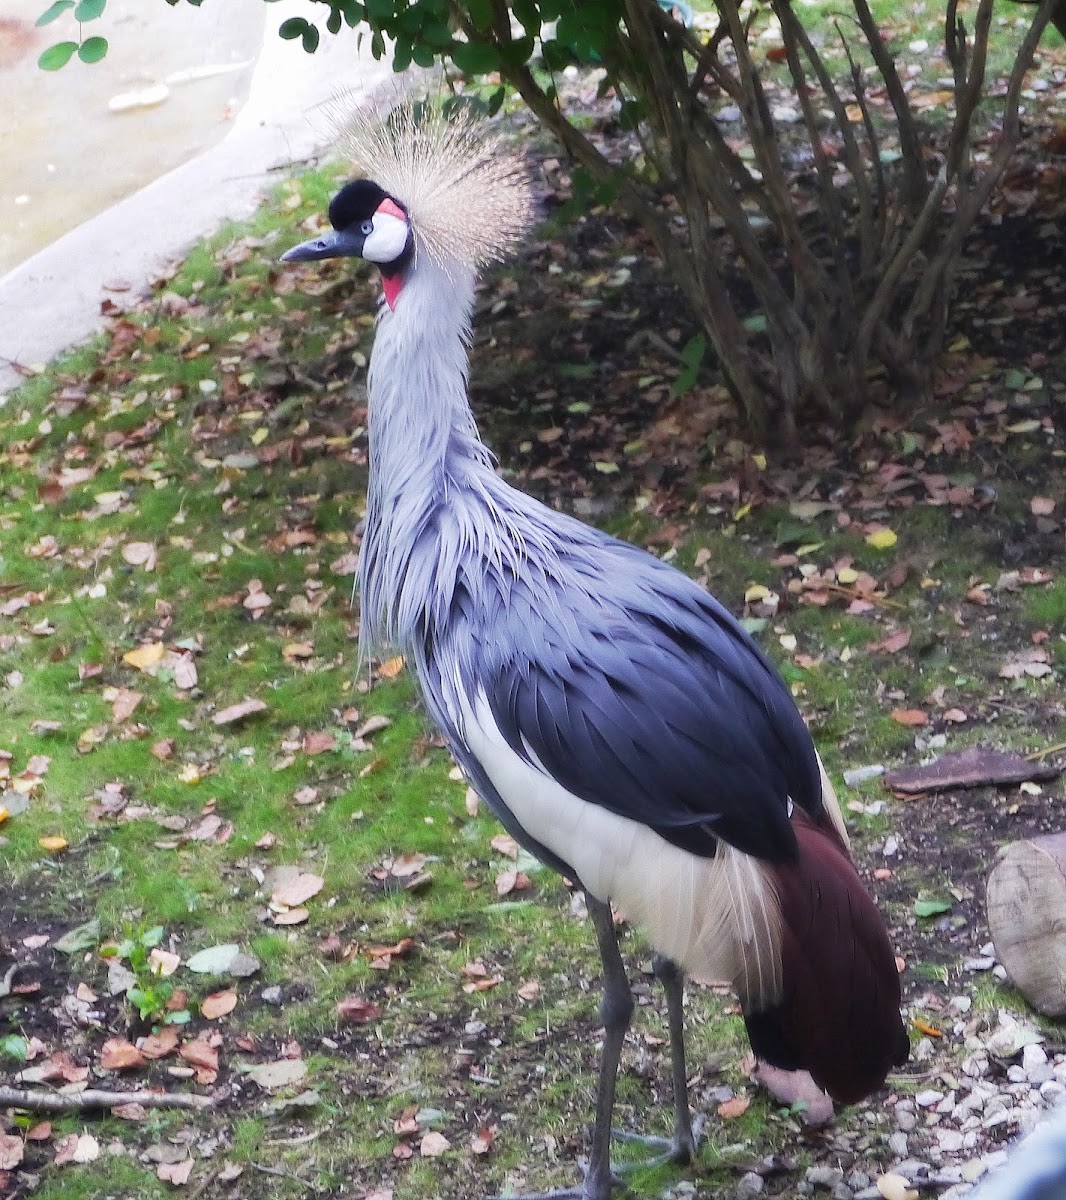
382,275,404,310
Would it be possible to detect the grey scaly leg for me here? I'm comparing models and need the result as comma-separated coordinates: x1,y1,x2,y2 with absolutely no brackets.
653,954,701,1163
581,894,633,1199
486,893,629,1200
614,954,702,1167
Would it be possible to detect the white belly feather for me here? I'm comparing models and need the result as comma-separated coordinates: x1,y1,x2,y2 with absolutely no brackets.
459,691,784,1008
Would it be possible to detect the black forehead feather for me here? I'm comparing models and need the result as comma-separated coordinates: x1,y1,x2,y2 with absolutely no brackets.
328,180,387,231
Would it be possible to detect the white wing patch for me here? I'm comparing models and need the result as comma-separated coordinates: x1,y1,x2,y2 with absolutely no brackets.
459,691,784,1008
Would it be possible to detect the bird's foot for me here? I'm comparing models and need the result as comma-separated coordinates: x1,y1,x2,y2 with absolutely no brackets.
613,1115,705,1169
486,1158,623,1200
753,1063,834,1127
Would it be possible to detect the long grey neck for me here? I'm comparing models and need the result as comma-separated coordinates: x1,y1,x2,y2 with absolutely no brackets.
359,255,496,650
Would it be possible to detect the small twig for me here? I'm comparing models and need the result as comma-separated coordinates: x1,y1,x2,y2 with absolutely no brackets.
1027,742,1066,763
251,1162,324,1192
0,964,19,1000
0,1086,214,1113
819,582,906,611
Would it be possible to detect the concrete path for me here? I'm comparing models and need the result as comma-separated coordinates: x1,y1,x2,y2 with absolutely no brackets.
0,2,390,396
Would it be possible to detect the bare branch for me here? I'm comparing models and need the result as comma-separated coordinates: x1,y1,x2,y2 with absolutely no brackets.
852,0,928,209
0,1085,214,1113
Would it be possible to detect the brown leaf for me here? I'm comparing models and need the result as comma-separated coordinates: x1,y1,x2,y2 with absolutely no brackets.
716,1095,751,1120
337,995,383,1024
0,1135,23,1171
302,731,336,755
110,688,143,724
178,1038,219,1073
200,989,238,1020
54,1132,98,1165
212,698,268,726
271,872,324,907
157,1158,193,1185
100,1038,146,1071
471,1125,497,1155
495,870,531,896
1031,496,1056,516
419,1131,451,1158
517,979,541,1002
140,1027,180,1059
490,833,520,860
122,542,157,570
123,642,165,673
388,853,427,879
353,714,392,740
377,655,406,679
878,629,912,654
172,656,198,690
282,642,314,662
890,709,928,727
272,907,309,926
151,739,176,761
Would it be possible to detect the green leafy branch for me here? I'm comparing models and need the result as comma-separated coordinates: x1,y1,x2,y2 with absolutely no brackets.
37,0,109,70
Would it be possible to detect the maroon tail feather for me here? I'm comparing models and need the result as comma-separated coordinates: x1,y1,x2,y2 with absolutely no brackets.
744,811,909,1105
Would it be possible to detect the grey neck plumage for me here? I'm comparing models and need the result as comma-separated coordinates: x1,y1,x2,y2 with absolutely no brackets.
358,254,557,656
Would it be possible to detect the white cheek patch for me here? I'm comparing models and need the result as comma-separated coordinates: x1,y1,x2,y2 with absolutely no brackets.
363,212,409,264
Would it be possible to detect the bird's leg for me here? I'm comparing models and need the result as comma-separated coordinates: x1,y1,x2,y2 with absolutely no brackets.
581,894,634,1199
486,895,629,1200
614,954,702,1167
654,953,702,1162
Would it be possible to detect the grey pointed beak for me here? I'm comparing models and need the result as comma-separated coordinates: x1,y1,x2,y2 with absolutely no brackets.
281,227,365,263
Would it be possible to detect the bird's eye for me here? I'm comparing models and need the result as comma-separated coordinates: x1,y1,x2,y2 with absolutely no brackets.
360,220,374,236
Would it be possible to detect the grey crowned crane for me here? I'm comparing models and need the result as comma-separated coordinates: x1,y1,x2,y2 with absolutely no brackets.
281,106,909,1199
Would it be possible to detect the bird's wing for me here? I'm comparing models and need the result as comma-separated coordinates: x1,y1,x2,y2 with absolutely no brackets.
448,541,821,866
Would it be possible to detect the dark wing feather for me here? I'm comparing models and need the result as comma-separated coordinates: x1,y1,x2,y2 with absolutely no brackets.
455,537,821,865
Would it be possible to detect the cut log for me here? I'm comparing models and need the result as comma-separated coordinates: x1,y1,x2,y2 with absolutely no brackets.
987,833,1066,1017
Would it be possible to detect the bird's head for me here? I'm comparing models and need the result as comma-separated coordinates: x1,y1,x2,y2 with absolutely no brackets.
281,179,413,310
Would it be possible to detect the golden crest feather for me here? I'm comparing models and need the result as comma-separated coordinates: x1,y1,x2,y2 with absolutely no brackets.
332,98,534,273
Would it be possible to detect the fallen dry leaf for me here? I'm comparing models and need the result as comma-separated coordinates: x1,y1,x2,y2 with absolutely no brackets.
271,872,324,908
122,542,157,570
212,698,268,726
1031,496,1056,516
53,1132,99,1165
490,833,520,859
890,709,928,727
377,655,405,679
157,1158,193,1185
272,906,309,926
139,1027,180,1059
337,995,382,1024
200,989,238,1020
420,1131,450,1158
0,1134,23,1170
716,1095,751,1120
178,1038,219,1073
149,948,181,976
38,835,68,853
302,731,336,755
100,1038,146,1071
123,642,165,673
247,1058,307,1090
471,1125,496,1156
495,869,531,896
110,688,143,723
